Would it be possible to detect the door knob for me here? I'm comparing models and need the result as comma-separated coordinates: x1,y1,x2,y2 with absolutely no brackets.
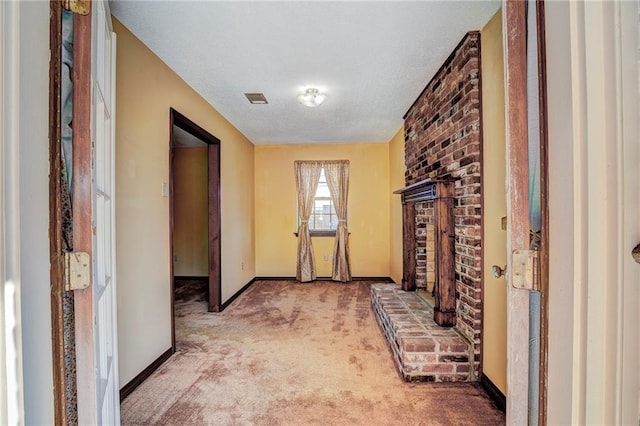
491,265,506,279
633,243,640,264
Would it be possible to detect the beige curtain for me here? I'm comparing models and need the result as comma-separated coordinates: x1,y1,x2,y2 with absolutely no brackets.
324,160,351,282
294,161,322,282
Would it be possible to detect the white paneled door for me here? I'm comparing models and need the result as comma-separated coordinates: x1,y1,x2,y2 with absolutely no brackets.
74,1,119,424
91,2,119,424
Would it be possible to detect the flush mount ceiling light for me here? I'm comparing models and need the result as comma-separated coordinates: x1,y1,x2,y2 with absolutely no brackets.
297,88,327,107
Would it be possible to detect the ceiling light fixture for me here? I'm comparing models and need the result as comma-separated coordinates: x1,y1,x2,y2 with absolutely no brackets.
297,88,327,107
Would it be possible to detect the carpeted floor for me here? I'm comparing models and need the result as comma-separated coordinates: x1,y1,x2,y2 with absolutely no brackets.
120,280,505,425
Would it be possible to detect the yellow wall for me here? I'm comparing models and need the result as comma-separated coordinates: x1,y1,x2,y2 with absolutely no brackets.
172,147,208,276
388,128,405,284
255,143,390,278
480,10,507,395
114,19,255,386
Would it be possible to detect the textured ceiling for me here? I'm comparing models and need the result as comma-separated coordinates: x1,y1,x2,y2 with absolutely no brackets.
110,1,500,145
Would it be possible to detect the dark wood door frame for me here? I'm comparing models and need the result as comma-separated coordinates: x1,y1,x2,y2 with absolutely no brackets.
504,1,530,422
535,1,549,423
51,3,109,419
169,108,221,349
48,2,68,423
503,0,549,422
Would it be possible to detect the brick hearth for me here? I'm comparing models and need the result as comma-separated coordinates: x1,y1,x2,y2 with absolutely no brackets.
371,284,473,382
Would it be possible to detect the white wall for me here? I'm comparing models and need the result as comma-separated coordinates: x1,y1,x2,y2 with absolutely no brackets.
545,1,639,424
0,3,25,423
18,2,54,424
1,1,53,424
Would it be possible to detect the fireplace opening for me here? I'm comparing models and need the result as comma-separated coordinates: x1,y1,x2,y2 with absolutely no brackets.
415,201,436,305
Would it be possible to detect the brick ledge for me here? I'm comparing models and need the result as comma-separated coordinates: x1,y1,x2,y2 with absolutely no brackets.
371,283,475,382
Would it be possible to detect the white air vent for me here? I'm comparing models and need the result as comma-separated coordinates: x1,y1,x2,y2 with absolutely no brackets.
244,93,268,104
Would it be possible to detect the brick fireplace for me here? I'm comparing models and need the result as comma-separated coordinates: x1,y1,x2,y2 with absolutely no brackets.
372,30,482,382
402,31,483,373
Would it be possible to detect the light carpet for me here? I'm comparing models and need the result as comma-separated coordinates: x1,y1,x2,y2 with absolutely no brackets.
120,280,505,425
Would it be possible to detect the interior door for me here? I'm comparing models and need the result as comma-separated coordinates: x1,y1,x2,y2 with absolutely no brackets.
92,2,119,423
73,1,120,424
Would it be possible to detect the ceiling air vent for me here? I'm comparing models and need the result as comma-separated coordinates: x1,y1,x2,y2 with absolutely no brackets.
244,92,268,104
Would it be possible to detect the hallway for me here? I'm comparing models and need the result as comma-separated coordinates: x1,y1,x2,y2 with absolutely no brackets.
120,280,504,425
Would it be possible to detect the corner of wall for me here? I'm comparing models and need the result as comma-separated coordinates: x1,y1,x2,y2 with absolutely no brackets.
388,128,405,285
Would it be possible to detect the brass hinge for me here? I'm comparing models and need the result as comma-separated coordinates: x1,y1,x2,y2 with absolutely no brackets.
511,249,539,291
63,252,91,291
62,0,90,16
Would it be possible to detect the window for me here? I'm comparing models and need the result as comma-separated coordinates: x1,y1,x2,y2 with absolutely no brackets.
303,168,338,233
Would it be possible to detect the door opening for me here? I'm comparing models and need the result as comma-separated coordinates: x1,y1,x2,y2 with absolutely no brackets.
169,109,221,348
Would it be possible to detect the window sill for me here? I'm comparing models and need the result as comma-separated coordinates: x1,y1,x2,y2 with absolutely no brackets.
293,230,337,237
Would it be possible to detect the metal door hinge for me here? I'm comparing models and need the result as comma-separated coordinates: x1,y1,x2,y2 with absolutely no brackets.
512,249,539,291
64,252,91,291
62,0,90,15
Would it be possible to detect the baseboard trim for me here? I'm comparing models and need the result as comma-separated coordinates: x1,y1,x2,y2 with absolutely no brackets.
254,276,395,283
220,278,256,311
120,347,174,402
352,276,395,282
173,275,209,281
254,276,297,281
218,277,395,311
480,372,506,412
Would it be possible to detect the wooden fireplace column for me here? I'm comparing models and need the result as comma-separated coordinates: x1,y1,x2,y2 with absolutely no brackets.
395,179,456,327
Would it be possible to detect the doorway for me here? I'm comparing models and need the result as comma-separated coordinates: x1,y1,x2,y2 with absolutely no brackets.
169,108,221,348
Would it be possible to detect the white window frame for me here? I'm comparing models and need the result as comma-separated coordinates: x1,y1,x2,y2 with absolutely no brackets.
299,167,338,236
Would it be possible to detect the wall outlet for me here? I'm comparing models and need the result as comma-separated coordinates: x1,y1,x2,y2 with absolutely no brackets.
323,255,330,262
162,182,169,197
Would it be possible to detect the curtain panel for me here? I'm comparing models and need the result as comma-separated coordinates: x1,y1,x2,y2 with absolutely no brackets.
294,161,322,282
324,160,352,282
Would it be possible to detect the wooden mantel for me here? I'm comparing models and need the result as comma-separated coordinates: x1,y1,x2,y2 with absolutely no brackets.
394,178,456,327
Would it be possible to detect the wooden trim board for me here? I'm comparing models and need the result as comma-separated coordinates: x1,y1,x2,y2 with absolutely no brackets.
254,276,395,283
48,2,68,424
174,276,209,282
219,278,256,311
119,347,174,402
503,1,531,424
480,373,506,412
535,2,550,424
72,10,98,424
